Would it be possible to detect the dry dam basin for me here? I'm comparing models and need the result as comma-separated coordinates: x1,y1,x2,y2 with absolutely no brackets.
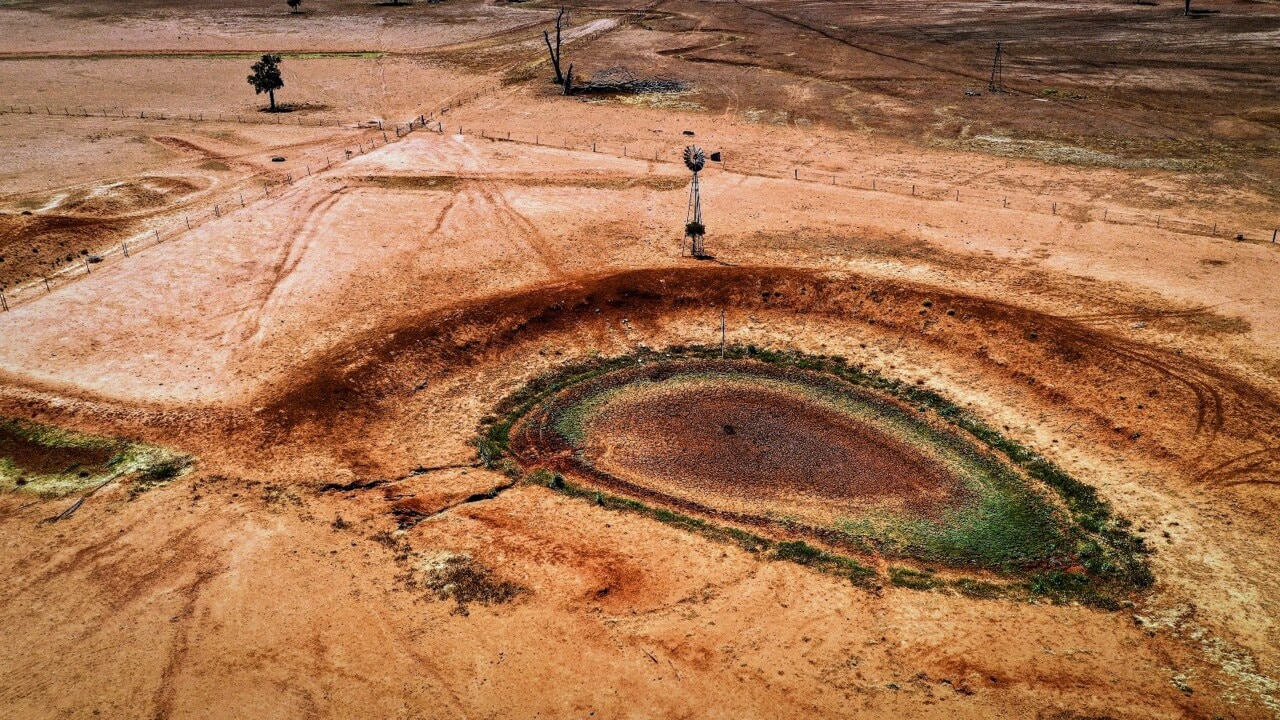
1,0,1279,717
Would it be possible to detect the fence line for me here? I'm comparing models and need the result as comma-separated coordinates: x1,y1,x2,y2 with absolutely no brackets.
0,116,448,310
0,83,511,311
4,87,1275,311
450,125,1278,250
0,81,504,133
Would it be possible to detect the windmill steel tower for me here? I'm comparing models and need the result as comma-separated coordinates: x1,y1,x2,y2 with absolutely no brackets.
684,145,706,257
988,41,1004,93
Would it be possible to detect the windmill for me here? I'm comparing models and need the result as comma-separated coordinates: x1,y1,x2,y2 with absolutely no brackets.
988,41,1004,93
683,145,706,257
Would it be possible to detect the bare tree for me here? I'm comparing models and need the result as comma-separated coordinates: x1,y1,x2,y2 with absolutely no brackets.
562,63,574,96
287,0,302,13
544,8,567,86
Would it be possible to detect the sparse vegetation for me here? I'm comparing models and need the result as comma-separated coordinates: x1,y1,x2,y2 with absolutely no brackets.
477,345,1154,607
414,553,526,615
0,417,191,498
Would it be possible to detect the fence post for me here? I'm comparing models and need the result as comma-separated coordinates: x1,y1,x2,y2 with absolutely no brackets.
154,229,160,243
214,204,220,217
186,216,191,229
1157,216,1161,228
793,168,797,179
955,189,959,201
44,278,51,293
240,194,245,207
122,242,129,257
1052,202,1057,215
1104,209,1108,221
84,258,91,274
1,292,7,312
1273,229,1277,244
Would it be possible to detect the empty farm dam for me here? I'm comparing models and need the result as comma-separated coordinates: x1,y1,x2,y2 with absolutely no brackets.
3,0,1280,715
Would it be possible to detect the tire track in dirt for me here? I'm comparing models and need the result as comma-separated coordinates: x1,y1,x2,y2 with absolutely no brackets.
227,188,345,347
473,180,568,279
151,567,223,720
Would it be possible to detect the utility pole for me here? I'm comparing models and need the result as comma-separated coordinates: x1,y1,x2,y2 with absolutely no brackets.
988,42,1004,93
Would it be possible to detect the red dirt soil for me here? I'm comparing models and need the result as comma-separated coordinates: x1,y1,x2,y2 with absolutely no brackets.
2,0,1280,716
579,378,972,520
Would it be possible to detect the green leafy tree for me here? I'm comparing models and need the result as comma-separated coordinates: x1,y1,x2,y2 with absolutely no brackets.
247,54,284,111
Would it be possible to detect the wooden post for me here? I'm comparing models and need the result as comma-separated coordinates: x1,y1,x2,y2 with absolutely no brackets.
1,292,7,312
1157,216,1161,228
44,278,51,293
186,216,191,230
956,189,960,201
84,258,90,274
214,204,220,217
872,179,876,190
720,308,726,359
122,242,129,257
1052,202,1057,215
1273,229,1277,243
240,194,245,207
154,229,160,243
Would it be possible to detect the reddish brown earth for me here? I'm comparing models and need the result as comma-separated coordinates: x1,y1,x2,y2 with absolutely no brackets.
581,380,968,518
2,0,1280,717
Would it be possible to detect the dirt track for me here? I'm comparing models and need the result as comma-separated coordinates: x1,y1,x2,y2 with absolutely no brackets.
2,0,1280,716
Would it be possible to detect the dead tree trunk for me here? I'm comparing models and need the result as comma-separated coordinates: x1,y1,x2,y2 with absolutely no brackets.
562,64,574,95
1184,0,1191,15
544,7,567,86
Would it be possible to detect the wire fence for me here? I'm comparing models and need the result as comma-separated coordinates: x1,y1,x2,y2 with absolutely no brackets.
0,83,503,311
0,115,442,311
445,125,1279,251
3,85,1275,311
0,82,503,132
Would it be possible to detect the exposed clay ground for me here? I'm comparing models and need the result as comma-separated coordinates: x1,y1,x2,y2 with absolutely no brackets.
576,377,969,519
1,0,1279,717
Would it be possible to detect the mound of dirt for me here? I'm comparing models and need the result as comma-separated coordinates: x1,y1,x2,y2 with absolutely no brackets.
54,176,205,217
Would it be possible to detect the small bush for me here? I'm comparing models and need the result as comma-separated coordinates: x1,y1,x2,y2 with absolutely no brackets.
889,567,944,591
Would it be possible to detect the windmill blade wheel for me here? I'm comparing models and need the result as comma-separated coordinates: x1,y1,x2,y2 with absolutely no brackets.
683,145,705,173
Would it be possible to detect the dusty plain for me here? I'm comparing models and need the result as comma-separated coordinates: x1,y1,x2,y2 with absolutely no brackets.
1,0,1279,717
